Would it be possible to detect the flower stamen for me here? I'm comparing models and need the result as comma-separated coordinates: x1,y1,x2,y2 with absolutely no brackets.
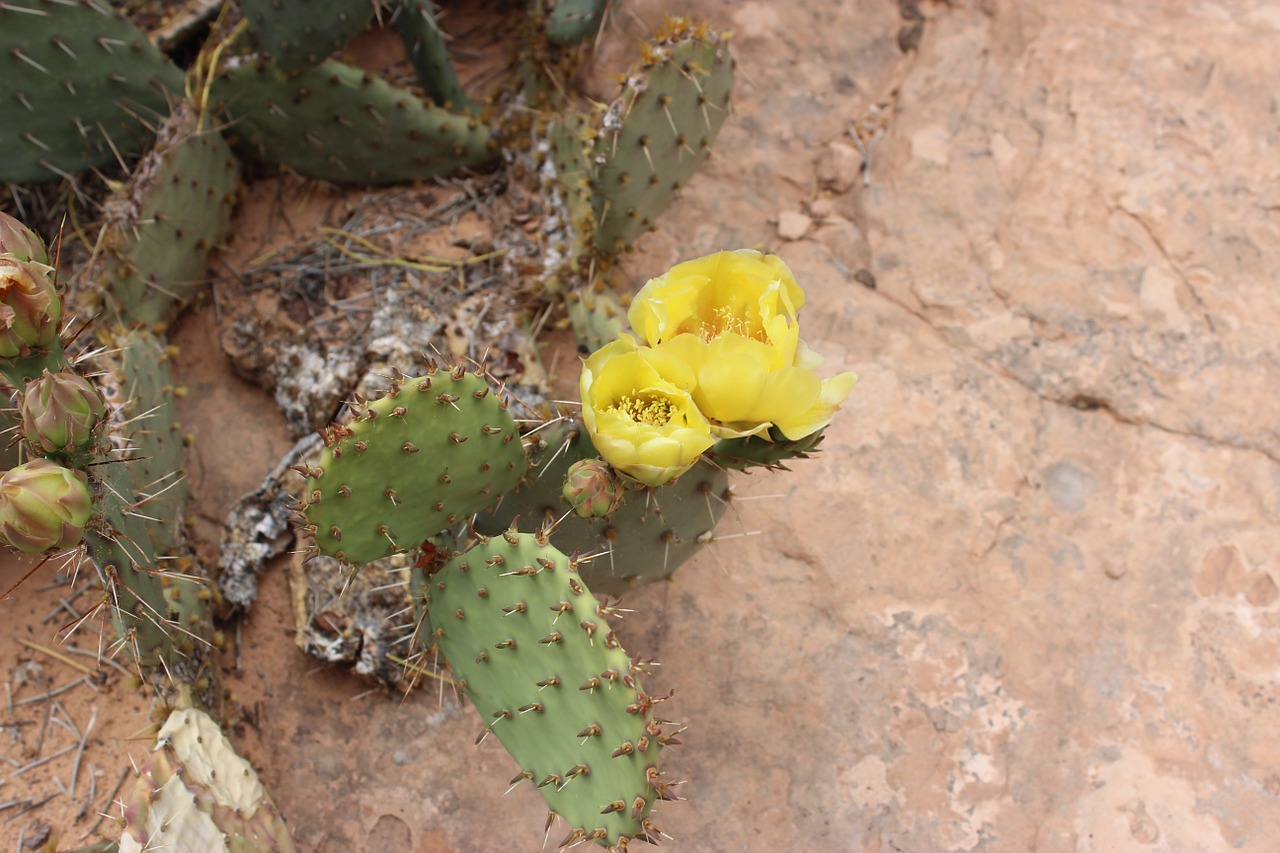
610,394,675,426
698,305,760,341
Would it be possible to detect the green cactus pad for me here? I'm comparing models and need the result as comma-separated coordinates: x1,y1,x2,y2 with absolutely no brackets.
565,281,627,354
101,328,191,557
0,0,182,183
0,406,21,471
427,530,675,848
541,113,600,294
709,426,827,471
590,20,735,252
99,102,239,330
544,0,611,46
91,327,211,673
476,421,731,596
548,114,595,235
211,57,496,184
394,0,474,111
84,462,187,668
299,367,528,567
240,0,374,72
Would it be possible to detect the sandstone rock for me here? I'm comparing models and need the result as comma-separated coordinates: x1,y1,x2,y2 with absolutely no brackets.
14,2,1268,852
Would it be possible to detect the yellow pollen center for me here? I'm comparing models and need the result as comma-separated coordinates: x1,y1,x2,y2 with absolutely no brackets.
698,305,760,341
611,394,675,426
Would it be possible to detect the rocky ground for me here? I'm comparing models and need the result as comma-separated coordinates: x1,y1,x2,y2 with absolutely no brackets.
4,0,1279,850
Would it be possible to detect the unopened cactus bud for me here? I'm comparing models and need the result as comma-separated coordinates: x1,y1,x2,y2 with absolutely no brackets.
562,458,626,518
20,370,107,453
0,212,49,264
0,459,92,553
0,255,60,358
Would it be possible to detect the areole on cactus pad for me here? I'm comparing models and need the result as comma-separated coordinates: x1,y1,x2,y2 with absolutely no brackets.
295,365,528,568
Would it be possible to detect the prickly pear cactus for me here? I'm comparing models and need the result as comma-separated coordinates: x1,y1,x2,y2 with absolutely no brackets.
239,0,375,72
0,0,182,183
120,706,296,853
709,427,828,471
0,211,214,680
546,114,596,248
540,114,632,350
475,421,731,595
564,281,628,354
211,57,496,184
97,102,239,330
590,19,735,252
98,327,192,556
394,0,474,111
426,529,678,849
543,0,612,46
0,405,22,470
296,366,528,567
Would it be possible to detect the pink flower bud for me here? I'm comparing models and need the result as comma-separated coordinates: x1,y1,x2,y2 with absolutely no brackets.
0,255,60,358
562,458,626,518
0,212,49,264
21,370,107,452
0,459,92,553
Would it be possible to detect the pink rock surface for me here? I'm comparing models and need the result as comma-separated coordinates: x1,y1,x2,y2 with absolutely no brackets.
5,1,1279,851
241,1,1278,848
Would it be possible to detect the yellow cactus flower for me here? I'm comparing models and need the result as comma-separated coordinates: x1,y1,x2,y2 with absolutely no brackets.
580,336,715,486
655,333,856,440
629,250,856,440
628,249,805,367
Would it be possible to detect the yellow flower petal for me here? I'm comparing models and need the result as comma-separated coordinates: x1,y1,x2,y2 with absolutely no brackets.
695,350,771,424
588,250,858,465
580,336,714,486
792,338,825,371
628,250,804,365
772,371,859,440
648,333,841,440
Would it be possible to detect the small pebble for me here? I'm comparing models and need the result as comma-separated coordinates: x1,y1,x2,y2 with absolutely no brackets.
816,141,863,193
1247,572,1279,607
777,211,812,241
809,198,835,220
